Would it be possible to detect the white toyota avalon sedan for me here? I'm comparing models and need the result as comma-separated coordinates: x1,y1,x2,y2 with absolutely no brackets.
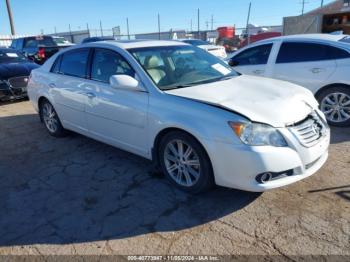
27,40,330,193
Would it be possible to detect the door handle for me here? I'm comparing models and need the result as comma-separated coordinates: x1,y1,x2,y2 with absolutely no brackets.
311,68,324,74
85,92,96,99
48,83,56,88
253,69,264,75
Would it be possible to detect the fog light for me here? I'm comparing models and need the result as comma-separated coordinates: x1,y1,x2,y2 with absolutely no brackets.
256,172,272,184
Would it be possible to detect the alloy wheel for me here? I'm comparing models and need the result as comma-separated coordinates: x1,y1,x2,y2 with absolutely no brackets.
163,139,201,187
42,103,58,133
321,92,350,123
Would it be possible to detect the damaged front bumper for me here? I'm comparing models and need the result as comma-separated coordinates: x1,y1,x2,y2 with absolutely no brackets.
0,79,28,101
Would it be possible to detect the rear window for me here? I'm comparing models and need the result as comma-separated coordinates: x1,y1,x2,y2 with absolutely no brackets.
183,40,209,46
340,36,350,43
24,36,56,48
59,49,89,78
277,42,350,63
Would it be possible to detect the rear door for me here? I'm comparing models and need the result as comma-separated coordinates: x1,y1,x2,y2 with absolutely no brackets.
230,43,274,77
49,48,91,133
271,42,338,93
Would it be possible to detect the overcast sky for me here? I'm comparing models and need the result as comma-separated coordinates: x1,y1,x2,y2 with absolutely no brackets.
0,0,334,36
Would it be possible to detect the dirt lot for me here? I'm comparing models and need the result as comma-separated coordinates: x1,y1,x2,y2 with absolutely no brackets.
0,100,349,257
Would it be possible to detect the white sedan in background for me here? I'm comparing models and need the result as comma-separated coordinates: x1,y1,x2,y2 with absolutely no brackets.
227,34,350,127
28,40,329,193
179,39,227,59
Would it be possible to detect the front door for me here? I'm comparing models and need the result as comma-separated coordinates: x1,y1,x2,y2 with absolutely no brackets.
231,43,274,77
85,48,149,156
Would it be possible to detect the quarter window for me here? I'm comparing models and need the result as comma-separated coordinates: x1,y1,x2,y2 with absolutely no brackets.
91,48,135,83
233,44,273,66
276,42,350,63
60,49,89,78
51,55,62,73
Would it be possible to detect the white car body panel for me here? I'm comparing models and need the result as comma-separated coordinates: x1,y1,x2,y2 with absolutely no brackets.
166,75,318,127
28,40,330,192
229,34,350,95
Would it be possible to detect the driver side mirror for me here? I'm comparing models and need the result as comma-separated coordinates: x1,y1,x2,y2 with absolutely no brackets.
228,59,239,67
109,75,145,92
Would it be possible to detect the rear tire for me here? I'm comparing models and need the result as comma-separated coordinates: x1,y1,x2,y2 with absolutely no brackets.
39,99,67,137
158,131,214,194
317,86,350,127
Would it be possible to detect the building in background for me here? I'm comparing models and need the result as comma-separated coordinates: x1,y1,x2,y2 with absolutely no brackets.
283,0,350,35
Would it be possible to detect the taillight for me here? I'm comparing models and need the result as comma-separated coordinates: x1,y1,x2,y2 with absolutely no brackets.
38,47,45,59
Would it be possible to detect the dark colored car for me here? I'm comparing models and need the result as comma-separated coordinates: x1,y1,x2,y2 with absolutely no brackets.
0,48,39,101
10,35,70,65
81,36,115,44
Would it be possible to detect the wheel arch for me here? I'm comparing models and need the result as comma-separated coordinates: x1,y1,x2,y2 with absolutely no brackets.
315,83,350,99
151,127,213,172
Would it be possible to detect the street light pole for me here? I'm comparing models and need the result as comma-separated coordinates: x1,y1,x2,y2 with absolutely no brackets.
5,0,16,35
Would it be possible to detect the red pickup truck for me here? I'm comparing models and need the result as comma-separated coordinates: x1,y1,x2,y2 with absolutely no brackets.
240,32,282,48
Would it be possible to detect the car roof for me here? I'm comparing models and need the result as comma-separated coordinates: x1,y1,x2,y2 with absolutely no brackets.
258,34,346,44
83,39,188,49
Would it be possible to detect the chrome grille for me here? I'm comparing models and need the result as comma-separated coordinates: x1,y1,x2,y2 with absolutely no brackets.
8,76,29,88
289,112,327,148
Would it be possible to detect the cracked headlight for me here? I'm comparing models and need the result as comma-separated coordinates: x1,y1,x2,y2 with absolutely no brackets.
229,122,288,147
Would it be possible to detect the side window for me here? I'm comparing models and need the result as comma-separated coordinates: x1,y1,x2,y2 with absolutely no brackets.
234,44,273,66
91,48,135,83
24,39,38,48
51,55,62,73
10,39,17,49
327,45,350,60
276,42,350,63
60,49,89,78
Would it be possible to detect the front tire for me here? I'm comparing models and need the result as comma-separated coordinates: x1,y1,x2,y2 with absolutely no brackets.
317,86,350,127
158,131,214,194
39,99,67,137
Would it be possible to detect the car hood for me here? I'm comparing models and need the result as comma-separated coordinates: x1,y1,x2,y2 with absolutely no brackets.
0,62,40,79
165,75,318,127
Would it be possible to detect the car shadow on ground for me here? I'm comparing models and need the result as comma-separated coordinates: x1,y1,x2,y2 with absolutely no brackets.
0,114,261,246
330,127,350,144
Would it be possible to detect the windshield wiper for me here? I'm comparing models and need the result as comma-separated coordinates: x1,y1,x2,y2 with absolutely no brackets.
162,84,193,90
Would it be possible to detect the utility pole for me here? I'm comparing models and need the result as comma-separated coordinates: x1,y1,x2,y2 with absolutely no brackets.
211,15,214,31
301,0,309,15
158,13,161,40
100,20,103,36
321,0,324,7
86,23,90,36
5,0,15,35
197,8,200,38
246,2,252,45
126,18,130,40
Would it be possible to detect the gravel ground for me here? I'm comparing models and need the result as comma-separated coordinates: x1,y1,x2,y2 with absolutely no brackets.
0,100,349,257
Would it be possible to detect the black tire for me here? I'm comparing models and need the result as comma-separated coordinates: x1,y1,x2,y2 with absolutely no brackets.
316,86,350,127
158,131,214,194
39,99,67,137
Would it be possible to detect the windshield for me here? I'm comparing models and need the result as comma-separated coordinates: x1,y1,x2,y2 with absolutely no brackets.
128,45,238,90
0,50,29,63
183,40,209,46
